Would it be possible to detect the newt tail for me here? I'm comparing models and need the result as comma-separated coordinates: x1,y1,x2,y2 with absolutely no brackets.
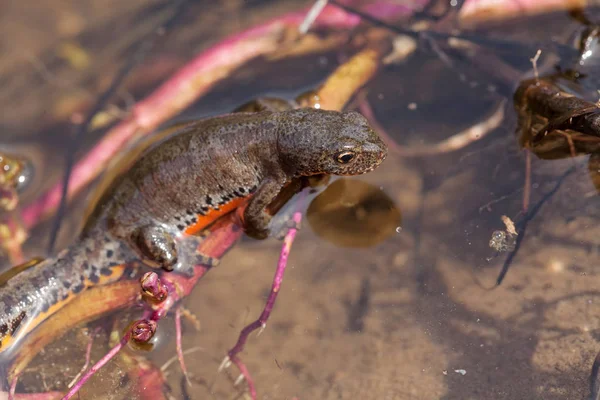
0,229,134,359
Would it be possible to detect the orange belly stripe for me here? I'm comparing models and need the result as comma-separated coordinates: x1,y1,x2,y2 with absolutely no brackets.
184,197,248,235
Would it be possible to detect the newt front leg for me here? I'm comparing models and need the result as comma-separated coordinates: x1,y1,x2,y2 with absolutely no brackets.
130,225,220,274
242,174,288,240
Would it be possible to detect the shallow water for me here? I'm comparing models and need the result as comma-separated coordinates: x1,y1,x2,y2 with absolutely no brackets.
1,2,599,399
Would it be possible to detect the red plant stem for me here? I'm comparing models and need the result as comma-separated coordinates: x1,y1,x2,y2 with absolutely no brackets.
3,206,233,399
174,306,191,386
8,373,19,400
60,268,209,399
230,356,257,399
20,0,425,229
67,328,98,389
61,330,131,400
225,211,302,399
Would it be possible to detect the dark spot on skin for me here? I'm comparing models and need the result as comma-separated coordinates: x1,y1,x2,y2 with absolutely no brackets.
195,254,219,268
177,224,185,231
42,269,53,281
250,185,258,193
89,274,99,284
82,262,90,271
190,218,197,224
62,292,69,301
174,215,181,221
0,324,7,336
200,206,209,212
218,184,224,190
106,249,114,258
239,187,246,194
232,190,241,197
100,267,112,276
63,280,72,289
72,283,85,294
205,195,213,205
10,311,27,334
186,210,194,216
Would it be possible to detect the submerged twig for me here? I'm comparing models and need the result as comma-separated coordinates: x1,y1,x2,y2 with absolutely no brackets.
175,306,192,387
67,328,99,388
590,347,600,400
221,212,302,400
360,98,506,156
495,164,578,286
299,0,330,34
160,346,205,373
61,330,132,400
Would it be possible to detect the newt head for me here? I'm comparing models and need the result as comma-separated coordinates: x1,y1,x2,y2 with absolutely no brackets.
277,108,387,177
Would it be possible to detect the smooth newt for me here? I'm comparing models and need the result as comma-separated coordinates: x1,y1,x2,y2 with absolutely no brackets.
0,108,387,360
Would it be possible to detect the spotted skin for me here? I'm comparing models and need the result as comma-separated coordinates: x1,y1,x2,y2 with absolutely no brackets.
0,233,130,357
0,107,387,358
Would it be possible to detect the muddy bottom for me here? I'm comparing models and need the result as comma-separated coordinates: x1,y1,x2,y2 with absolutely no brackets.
2,2,600,400
165,151,597,400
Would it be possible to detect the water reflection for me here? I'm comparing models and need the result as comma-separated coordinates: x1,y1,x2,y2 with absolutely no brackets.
307,178,401,248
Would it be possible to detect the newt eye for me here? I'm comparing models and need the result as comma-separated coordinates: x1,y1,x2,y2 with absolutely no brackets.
334,151,356,164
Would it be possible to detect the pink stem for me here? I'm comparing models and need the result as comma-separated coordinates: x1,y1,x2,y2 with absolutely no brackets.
61,331,131,400
174,306,191,386
48,218,238,398
9,373,19,400
226,212,302,399
230,356,257,399
67,328,97,388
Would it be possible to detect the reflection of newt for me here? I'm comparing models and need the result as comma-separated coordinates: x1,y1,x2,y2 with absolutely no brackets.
0,108,387,362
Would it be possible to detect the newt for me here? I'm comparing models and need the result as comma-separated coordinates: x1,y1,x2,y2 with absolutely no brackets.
0,107,387,363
